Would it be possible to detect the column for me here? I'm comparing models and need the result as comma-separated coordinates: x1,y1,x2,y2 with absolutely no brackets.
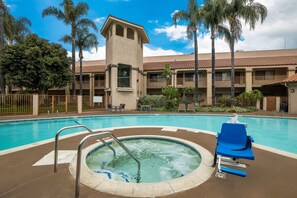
89,73,94,106
172,71,176,87
206,69,212,106
77,95,82,113
263,97,267,111
287,67,296,77
32,94,39,116
245,68,253,92
143,72,147,96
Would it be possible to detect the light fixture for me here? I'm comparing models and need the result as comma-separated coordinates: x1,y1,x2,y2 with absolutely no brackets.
291,89,295,93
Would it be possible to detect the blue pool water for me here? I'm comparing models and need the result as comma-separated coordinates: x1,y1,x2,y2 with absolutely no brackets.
0,115,297,154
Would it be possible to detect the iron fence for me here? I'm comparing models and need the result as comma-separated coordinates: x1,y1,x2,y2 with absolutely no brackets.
0,94,33,115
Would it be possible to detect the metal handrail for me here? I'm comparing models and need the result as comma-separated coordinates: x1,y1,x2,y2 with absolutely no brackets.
75,132,141,198
54,125,116,172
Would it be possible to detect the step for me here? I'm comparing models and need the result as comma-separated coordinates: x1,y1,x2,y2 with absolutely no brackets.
221,166,247,177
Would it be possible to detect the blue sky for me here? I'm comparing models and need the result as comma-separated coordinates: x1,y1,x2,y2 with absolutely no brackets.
5,0,297,60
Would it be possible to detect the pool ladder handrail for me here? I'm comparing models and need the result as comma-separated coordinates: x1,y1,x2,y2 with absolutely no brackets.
54,125,116,173
75,132,141,198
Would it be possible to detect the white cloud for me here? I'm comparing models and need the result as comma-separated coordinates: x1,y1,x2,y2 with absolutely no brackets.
148,20,159,24
68,46,106,61
143,45,183,57
68,45,182,59
94,17,106,24
157,0,297,53
155,25,188,41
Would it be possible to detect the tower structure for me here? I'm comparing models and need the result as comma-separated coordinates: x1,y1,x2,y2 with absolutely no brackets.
101,15,149,109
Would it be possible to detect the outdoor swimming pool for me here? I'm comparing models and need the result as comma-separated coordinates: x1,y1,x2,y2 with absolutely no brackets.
0,114,297,154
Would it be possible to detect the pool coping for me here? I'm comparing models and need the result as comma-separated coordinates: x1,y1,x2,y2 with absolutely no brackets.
2,124,297,160
69,135,215,197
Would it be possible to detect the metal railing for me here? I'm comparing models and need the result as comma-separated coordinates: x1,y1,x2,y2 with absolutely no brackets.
75,132,141,198
0,94,33,115
54,125,116,173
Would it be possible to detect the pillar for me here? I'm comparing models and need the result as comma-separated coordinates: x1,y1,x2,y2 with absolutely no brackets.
263,97,267,111
143,72,147,96
287,67,296,77
245,68,253,92
89,73,94,106
276,96,280,112
77,95,82,113
206,69,212,106
32,94,39,116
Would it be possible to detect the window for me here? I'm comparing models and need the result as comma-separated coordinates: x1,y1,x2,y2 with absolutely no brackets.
150,73,163,82
215,72,231,81
149,73,163,82
127,28,134,40
116,24,124,37
118,64,131,87
185,72,202,82
255,70,275,80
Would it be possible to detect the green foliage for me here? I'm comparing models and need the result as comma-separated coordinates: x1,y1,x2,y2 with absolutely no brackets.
138,95,166,108
195,106,259,113
217,90,263,108
162,63,172,85
162,87,181,110
0,34,73,93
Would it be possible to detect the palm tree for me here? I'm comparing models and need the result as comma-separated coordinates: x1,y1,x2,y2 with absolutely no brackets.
202,0,227,107
162,63,172,86
173,0,203,105
3,14,31,45
60,27,98,95
42,0,98,96
0,0,8,94
224,0,267,107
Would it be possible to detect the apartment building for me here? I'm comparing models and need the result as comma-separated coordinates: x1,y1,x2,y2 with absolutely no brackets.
49,16,297,110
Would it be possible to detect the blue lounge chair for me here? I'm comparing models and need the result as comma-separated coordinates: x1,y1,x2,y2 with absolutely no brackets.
213,123,254,177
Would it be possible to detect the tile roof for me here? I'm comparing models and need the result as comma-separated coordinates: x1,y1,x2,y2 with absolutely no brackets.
283,73,297,83
143,56,297,71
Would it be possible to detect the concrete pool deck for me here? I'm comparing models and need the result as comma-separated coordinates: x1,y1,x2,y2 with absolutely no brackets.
1,127,297,198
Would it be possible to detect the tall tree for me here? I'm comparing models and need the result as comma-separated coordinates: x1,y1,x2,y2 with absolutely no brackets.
173,0,203,105
0,0,8,94
224,0,267,107
60,27,98,95
202,0,228,107
42,0,98,96
3,14,31,45
0,34,73,93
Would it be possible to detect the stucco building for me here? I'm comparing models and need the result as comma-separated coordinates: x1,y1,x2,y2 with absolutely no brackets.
49,16,297,111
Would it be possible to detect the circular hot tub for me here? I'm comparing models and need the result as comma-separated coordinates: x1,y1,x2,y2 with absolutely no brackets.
70,135,214,197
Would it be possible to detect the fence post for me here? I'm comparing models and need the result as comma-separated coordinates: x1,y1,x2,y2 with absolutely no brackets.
263,97,267,111
33,94,39,116
77,95,82,114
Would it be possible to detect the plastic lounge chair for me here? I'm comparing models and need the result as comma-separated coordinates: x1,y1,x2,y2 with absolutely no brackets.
213,123,254,177
178,103,186,112
187,103,195,112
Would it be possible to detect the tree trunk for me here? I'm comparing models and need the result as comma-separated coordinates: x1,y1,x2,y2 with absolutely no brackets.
79,49,83,96
71,25,76,97
193,29,199,105
230,30,235,107
211,28,216,107
0,8,5,95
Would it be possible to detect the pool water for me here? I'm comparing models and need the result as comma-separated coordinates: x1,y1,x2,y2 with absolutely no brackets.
1,115,297,154
86,137,201,183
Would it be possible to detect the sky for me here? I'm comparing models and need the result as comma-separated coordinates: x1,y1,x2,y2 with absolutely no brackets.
5,0,297,60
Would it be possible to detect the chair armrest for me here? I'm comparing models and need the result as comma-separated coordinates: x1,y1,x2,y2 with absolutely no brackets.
217,132,221,138
247,136,254,142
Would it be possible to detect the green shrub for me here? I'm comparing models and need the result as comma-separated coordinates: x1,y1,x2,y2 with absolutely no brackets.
138,95,165,108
